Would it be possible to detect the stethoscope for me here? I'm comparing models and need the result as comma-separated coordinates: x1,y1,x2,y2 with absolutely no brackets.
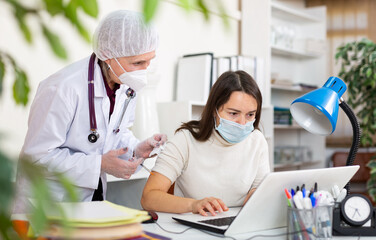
88,53,136,143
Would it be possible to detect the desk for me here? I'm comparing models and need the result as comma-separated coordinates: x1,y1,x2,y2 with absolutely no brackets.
142,212,372,239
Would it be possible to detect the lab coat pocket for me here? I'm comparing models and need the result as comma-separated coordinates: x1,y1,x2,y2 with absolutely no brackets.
47,179,67,202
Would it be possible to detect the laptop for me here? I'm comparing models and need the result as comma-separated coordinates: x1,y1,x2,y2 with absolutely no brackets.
172,165,359,236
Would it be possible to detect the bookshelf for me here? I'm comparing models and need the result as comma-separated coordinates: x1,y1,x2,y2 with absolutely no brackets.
242,0,327,170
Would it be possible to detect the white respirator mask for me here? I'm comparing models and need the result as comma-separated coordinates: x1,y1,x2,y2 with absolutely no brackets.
108,58,147,92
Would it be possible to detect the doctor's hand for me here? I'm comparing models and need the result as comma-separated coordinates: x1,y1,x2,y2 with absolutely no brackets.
191,197,229,216
134,133,167,159
101,148,143,179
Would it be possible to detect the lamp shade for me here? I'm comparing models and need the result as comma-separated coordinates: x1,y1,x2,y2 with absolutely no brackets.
290,76,347,136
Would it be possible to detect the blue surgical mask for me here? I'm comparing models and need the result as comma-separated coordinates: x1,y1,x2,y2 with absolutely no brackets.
215,111,255,144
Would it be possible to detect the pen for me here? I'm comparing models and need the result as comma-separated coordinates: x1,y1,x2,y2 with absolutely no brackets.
310,194,316,207
140,163,154,175
284,188,293,207
285,189,303,240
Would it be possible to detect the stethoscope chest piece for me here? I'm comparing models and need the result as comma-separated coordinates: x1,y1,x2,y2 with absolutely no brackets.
88,131,99,143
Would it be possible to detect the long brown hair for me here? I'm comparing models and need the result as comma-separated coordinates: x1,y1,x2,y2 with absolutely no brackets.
176,70,263,141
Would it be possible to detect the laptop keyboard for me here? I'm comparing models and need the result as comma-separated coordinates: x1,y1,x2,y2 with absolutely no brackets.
198,216,236,226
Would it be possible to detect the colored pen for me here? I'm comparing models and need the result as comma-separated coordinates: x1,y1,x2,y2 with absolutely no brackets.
310,194,316,207
285,189,303,240
140,163,154,175
314,182,318,193
302,188,306,198
284,188,293,207
291,188,295,197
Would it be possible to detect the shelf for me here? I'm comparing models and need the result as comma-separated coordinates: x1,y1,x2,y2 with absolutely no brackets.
271,84,317,93
190,101,206,107
271,1,321,23
271,45,322,58
274,124,302,130
274,160,321,170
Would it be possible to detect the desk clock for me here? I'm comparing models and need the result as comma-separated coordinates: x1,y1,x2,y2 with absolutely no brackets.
333,194,376,236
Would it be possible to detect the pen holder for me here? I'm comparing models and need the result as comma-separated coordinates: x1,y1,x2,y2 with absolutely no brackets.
287,205,334,240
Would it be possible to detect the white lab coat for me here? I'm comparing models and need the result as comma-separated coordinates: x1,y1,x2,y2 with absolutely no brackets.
13,55,140,213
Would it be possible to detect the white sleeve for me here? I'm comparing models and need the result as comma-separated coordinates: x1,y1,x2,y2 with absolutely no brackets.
152,130,189,183
251,134,271,189
21,84,101,190
118,129,140,160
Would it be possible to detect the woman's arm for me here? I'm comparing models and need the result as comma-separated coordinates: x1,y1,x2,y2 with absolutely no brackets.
141,172,228,216
242,188,257,205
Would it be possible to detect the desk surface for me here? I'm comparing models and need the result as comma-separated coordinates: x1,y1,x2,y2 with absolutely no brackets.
142,212,371,240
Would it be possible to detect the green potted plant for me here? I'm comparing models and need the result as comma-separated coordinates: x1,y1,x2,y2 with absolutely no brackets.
335,38,376,202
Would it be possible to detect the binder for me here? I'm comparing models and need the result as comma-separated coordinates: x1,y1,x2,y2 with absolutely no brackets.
230,56,238,71
217,57,231,78
211,58,218,87
176,53,213,102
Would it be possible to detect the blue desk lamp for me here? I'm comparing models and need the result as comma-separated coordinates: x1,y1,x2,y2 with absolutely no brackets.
290,76,360,194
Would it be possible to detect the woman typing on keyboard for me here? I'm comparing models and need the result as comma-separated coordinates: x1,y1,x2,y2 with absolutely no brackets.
141,71,270,216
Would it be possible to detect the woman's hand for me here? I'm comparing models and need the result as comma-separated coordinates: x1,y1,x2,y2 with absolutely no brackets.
191,197,228,216
243,188,257,206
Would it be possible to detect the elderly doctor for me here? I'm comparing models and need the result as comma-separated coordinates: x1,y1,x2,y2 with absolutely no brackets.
13,10,166,213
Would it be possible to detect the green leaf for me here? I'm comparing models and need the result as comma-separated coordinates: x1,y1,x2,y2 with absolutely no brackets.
368,160,376,171
0,151,14,214
14,11,32,43
13,69,30,106
197,0,210,20
366,67,372,78
64,1,91,42
370,52,376,63
77,0,98,17
0,59,5,96
65,0,79,23
75,22,91,43
143,0,159,23
43,0,64,16
335,50,342,60
42,25,67,59
177,0,193,10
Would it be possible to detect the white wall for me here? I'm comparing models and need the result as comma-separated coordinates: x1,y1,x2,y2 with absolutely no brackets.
0,0,239,159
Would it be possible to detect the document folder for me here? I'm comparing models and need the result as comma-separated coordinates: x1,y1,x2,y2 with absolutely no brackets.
176,53,213,102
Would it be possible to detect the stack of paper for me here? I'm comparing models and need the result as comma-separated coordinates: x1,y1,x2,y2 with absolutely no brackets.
35,201,150,240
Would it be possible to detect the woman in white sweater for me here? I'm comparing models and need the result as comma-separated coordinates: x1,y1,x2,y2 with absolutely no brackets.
141,70,270,216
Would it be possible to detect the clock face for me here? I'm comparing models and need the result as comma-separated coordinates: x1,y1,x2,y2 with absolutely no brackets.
341,194,373,226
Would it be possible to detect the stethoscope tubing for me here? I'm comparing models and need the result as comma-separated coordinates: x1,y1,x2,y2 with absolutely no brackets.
88,53,98,132
113,88,135,133
87,53,135,143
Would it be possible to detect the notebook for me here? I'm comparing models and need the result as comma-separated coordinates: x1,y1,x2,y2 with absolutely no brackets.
172,165,359,236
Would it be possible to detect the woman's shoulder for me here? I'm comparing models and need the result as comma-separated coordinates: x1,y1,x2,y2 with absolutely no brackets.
249,129,268,143
174,128,194,140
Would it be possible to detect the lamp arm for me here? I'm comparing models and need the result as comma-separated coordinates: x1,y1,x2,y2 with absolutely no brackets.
339,99,361,195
